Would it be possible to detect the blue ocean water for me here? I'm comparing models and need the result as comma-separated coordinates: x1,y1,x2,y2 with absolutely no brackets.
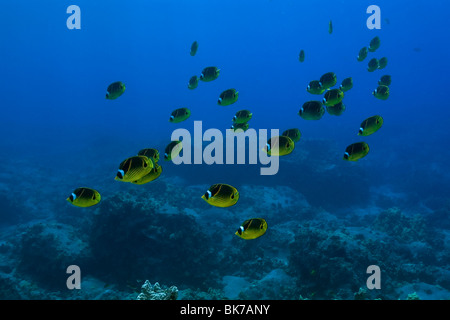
0,0,449,300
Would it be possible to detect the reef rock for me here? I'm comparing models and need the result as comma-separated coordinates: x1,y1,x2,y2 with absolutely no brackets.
136,280,178,300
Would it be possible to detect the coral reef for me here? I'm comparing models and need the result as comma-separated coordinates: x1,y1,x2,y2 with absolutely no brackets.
0,143,449,300
287,209,450,300
16,222,90,290
396,282,450,300
85,191,222,290
288,222,375,300
406,292,420,300
136,281,178,300
372,207,430,243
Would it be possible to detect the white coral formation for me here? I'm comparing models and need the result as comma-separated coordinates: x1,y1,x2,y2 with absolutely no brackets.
136,281,178,300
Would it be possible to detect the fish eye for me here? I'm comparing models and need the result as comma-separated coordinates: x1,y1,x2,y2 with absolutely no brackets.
344,152,349,159
204,190,212,200
231,194,234,199
322,98,326,103
307,85,310,90
237,226,244,235
69,193,76,202
266,143,271,151
359,128,364,134
200,73,204,79
116,169,124,179
218,98,222,104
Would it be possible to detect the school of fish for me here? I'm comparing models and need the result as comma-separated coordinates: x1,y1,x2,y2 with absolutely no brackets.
68,26,390,242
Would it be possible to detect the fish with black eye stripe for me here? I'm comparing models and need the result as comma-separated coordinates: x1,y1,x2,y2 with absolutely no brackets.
115,155,153,182
199,66,220,82
67,187,101,207
235,218,268,240
218,89,239,106
202,183,239,207
343,142,370,161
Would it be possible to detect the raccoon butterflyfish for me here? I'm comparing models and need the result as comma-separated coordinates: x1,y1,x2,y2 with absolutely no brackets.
137,148,160,163
368,36,381,52
323,88,344,107
367,58,379,72
378,75,391,86
298,100,325,120
164,140,183,161
358,115,383,136
199,66,220,82
340,77,353,92
357,47,368,62
343,142,370,161
307,80,325,95
235,218,268,240
190,41,198,56
201,183,239,208
319,72,337,89
378,57,388,70
264,135,295,156
299,50,305,62
326,101,346,116
231,122,249,133
373,85,389,100
188,75,199,90
67,187,101,207
169,107,191,123
131,162,162,185
218,89,239,106
281,128,301,143
115,155,153,182
232,110,252,124
106,81,126,100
